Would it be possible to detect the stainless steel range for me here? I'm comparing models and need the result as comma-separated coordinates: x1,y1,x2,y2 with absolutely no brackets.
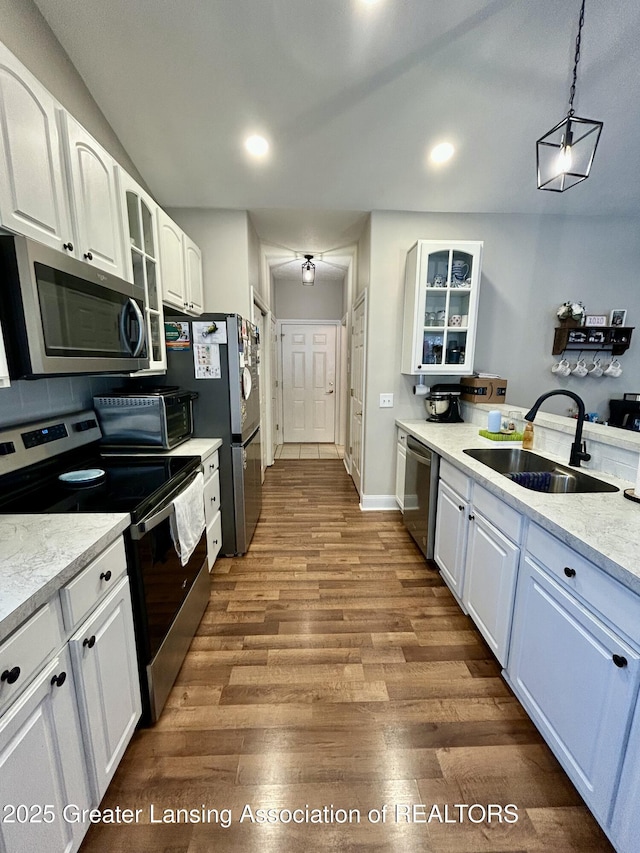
0,410,209,723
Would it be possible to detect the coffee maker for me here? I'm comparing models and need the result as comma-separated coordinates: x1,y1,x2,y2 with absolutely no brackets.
609,394,640,431
424,383,463,423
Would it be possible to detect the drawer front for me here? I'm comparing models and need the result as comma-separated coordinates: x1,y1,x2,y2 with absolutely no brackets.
397,428,407,446
59,537,127,632
203,469,221,526
207,510,223,571
0,598,64,713
440,458,471,500
526,523,640,644
203,450,220,484
473,484,523,544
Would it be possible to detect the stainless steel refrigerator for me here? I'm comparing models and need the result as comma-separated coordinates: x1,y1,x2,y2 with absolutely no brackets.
163,313,262,555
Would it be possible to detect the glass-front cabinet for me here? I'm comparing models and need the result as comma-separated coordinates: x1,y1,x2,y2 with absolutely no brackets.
119,171,166,373
401,240,483,375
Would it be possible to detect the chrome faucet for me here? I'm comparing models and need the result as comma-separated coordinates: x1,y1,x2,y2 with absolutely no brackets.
524,390,591,467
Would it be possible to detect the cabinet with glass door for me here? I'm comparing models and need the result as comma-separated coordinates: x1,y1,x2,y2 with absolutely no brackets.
401,240,483,375
119,171,166,373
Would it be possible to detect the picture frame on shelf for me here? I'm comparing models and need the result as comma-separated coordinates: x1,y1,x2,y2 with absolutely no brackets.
585,314,607,326
610,309,627,327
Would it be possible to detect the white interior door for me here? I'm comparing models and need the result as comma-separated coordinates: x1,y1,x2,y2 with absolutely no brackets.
349,295,366,495
282,323,337,443
270,316,278,454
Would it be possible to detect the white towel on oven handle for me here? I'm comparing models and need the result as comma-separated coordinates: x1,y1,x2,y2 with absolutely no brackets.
170,470,206,566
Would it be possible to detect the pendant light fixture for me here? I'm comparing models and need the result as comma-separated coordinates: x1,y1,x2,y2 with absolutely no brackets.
301,254,315,285
536,0,602,192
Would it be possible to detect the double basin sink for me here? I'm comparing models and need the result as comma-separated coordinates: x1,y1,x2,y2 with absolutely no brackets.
463,448,619,494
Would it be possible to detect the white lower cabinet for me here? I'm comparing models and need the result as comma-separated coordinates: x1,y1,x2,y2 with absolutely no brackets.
434,479,469,601
203,450,222,571
395,428,407,510
69,576,141,803
0,649,91,853
0,536,141,853
611,695,640,852
507,526,640,831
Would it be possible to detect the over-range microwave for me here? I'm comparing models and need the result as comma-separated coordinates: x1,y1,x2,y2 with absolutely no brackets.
0,235,148,378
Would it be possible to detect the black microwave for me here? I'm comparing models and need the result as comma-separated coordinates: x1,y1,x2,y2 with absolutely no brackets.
0,235,148,378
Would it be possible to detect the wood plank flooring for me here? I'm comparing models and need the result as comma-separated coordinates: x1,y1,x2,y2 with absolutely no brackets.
80,459,614,853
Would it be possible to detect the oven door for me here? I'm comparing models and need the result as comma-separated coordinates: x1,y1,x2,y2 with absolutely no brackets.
128,476,209,722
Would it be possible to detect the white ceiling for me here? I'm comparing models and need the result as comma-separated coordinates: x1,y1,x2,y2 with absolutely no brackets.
32,0,640,260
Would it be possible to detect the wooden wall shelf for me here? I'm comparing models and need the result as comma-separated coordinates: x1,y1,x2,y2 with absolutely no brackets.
553,326,634,356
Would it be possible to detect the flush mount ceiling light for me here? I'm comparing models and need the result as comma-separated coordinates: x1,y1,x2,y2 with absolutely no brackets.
301,254,315,285
244,134,269,158
430,142,455,164
536,0,603,192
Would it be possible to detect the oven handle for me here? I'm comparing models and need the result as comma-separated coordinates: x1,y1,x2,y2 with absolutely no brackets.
130,467,203,540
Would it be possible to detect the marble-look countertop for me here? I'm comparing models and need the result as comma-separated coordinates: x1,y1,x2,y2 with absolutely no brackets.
397,419,640,596
0,513,130,641
161,437,222,459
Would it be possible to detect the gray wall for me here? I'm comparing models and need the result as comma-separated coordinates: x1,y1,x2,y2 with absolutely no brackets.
0,376,119,429
274,278,344,320
362,210,640,498
0,0,147,188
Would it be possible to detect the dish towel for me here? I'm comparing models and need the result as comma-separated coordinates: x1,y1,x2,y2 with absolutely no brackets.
170,471,206,566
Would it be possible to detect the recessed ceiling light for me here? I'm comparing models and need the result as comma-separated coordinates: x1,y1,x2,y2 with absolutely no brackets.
244,135,269,158
430,142,455,164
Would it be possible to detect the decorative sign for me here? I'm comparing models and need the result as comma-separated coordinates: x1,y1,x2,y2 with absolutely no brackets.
585,315,607,326
165,321,191,350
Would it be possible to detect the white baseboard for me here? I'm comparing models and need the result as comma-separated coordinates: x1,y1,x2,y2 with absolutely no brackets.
359,494,400,511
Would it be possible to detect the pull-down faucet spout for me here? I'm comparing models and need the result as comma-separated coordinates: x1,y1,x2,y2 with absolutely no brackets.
524,390,591,467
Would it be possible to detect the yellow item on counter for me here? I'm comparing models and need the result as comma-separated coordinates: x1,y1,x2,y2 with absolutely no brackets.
522,421,534,449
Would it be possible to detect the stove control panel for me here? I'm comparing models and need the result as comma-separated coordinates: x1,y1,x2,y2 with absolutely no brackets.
0,409,102,476
21,422,68,448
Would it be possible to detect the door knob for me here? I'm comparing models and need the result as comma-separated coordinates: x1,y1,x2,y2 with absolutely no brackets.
327,389,334,394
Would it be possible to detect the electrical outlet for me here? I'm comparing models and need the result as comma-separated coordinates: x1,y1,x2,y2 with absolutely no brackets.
379,393,394,408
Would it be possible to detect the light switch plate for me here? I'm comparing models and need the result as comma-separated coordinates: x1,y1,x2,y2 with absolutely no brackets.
379,393,394,408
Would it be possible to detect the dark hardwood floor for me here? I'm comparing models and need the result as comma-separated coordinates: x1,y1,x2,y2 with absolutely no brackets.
80,459,614,852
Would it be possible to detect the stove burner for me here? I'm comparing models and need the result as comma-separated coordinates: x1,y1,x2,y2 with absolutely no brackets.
58,468,106,487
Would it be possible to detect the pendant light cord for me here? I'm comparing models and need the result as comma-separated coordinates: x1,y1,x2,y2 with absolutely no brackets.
568,0,586,117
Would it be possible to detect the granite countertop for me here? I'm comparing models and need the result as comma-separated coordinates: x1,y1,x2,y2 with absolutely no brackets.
397,419,640,596
0,513,130,641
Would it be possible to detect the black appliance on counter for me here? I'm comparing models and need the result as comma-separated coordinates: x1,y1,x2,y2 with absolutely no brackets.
156,313,262,556
0,410,208,724
424,383,463,423
609,395,640,431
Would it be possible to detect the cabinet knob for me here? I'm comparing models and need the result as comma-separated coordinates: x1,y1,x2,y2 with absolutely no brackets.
50,671,67,688
100,570,112,582
613,654,628,668
63,242,74,252
213,539,218,545
189,303,194,309
563,567,576,578
1,666,20,684
210,496,216,503
83,635,96,649
468,513,475,521
84,251,93,261
458,505,464,511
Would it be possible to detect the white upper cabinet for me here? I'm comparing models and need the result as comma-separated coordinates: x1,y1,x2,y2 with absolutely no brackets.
61,113,126,278
158,208,203,315
119,169,166,373
401,240,483,375
0,42,72,252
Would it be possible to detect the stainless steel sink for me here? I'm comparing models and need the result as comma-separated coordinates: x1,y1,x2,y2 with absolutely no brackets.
463,448,619,494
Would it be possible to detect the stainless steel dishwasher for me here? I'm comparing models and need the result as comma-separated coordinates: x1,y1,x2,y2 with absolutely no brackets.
403,435,440,559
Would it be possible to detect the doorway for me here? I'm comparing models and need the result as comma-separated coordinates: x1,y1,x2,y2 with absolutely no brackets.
280,321,338,443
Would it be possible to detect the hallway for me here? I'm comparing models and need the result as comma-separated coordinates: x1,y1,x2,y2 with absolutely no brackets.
80,459,612,852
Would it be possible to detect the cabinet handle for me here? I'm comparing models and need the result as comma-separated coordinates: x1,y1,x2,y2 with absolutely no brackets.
613,654,628,668
209,462,216,471
83,251,93,261
210,496,217,503
83,635,96,649
63,242,74,252
100,570,112,582
1,666,20,684
564,567,576,578
213,539,218,545
458,505,464,511
50,671,67,688
189,303,194,309
468,513,475,521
